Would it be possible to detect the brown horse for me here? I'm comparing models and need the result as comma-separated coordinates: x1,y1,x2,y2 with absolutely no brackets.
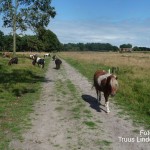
2,52,12,58
55,58,62,69
8,57,18,65
93,70,118,113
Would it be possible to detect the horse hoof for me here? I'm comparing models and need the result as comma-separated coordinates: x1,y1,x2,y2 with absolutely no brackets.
106,111,110,113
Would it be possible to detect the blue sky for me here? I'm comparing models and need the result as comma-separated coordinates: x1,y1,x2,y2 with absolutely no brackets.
1,0,150,47
49,0,150,47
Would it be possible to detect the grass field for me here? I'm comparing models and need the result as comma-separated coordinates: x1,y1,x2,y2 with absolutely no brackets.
0,52,50,149
0,51,149,148
59,51,150,129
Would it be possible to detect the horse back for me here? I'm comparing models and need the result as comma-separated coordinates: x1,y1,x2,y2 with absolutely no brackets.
94,70,110,91
94,70,107,79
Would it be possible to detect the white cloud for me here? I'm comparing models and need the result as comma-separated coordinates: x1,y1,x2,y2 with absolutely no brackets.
48,18,150,47
1,15,150,47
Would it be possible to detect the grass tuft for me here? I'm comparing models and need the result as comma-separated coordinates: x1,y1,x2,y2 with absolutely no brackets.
83,121,96,128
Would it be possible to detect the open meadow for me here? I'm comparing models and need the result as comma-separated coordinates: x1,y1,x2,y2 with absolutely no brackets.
0,51,150,149
59,51,150,128
0,52,50,149
0,51,149,149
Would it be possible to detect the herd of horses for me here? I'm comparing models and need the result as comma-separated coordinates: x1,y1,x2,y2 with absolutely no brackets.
30,53,62,69
2,52,118,114
2,52,62,69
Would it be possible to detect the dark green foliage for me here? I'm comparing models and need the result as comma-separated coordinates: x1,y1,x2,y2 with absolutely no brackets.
0,31,4,50
63,43,119,52
3,35,13,51
62,43,150,52
120,43,132,48
37,28,62,51
133,46,150,51
22,0,56,32
0,0,56,32
0,29,62,52
0,0,56,55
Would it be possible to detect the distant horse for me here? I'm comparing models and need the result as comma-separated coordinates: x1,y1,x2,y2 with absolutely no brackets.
3,52,11,58
55,58,62,69
32,56,45,68
30,54,37,60
44,53,51,58
93,70,118,113
8,57,18,65
52,55,56,61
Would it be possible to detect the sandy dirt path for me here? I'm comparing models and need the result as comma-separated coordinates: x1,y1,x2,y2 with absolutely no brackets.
10,60,149,150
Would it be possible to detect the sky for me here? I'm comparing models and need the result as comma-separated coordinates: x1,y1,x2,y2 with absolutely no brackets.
1,0,150,47
49,0,150,47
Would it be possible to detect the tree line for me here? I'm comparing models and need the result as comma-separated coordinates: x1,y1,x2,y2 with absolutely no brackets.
133,46,150,52
63,43,150,52
63,43,119,52
0,29,62,52
0,1,150,53
1,30,150,53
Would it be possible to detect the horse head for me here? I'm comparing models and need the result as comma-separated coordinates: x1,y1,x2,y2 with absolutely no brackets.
109,75,118,96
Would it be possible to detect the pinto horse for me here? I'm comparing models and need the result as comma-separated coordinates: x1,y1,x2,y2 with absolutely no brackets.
93,70,118,113
32,56,45,68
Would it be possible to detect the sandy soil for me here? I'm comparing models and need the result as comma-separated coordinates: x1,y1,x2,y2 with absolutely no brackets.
10,60,149,150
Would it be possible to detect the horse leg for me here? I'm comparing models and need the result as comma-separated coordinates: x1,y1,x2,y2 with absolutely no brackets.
104,94,110,113
96,89,100,104
95,89,101,105
98,91,101,104
105,101,110,113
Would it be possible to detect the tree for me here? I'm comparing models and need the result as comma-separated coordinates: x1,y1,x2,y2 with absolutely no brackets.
3,34,13,51
36,28,62,51
133,46,140,51
0,0,56,56
120,44,132,48
27,35,40,51
23,1,56,34
63,43,119,52
0,30,4,51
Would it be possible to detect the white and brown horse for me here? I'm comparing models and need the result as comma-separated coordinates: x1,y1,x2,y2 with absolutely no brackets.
32,56,45,68
93,70,118,113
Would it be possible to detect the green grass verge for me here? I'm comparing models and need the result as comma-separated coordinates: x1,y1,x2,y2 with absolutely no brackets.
0,54,51,149
61,57,150,129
